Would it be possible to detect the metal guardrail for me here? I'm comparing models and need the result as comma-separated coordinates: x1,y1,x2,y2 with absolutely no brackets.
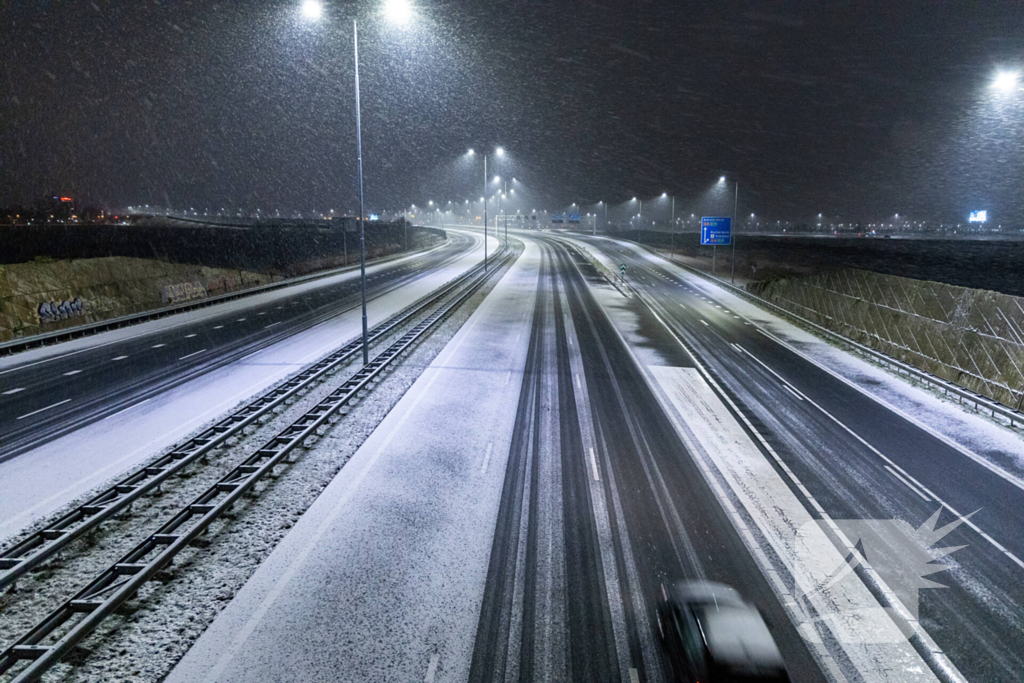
0,240,447,356
0,254,485,592
655,250,1024,429
0,246,513,682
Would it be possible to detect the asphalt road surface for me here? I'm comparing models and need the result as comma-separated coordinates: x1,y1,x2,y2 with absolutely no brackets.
572,234,1024,682
0,233,477,463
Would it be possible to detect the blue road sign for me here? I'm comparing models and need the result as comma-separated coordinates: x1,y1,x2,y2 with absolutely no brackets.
569,213,580,223
701,216,731,245
552,213,564,224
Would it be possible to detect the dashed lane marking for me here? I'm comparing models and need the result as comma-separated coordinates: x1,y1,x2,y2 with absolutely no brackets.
16,398,71,420
179,349,207,361
62,370,82,376
112,355,129,361
2,387,25,395
481,442,493,474
104,398,151,421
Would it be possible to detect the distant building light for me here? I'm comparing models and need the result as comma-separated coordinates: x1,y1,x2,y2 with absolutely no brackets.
60,197,73,202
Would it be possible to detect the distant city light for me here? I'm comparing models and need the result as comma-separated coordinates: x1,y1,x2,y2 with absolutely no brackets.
992,70,1019,93
300,0,322,20
969,210,988,223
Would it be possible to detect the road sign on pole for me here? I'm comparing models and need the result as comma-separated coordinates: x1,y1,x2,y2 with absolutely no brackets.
620,263,626,276
701,216,731,245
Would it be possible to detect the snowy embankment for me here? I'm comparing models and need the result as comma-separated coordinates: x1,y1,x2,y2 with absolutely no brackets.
0,233,489,542
0,240,514,683
570,234,1024,484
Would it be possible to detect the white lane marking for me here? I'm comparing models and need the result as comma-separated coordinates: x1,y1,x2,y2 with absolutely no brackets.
569,336,573,346
151,343,166,349
16,398,71,420
237,318,246,322
884,465,931,502
258,312,266,316
424,654,439,683
629,668,640,683
481,442,493,474
62,370,82,376
700,319,708,326
104,398,151,420
179,349,207,361
2,387,25,395
589,447,601,481
213,325,224,329
734,344,806,400
265,322,281,329
679,303,686,309
575,373,581,390
276,305,284,310
747,330,1024,574
754,322,1024,494
200,312,480,681
505,370,512,385
185,334,198,338
112,355,129,361
734,315,741,319
617,285,944,678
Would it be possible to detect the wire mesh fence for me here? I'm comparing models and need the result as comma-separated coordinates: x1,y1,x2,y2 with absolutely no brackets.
750,268,1024,409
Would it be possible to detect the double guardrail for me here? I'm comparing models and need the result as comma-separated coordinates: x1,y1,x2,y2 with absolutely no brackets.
657,251,1024,429
0,245,514,682
0,240,447,356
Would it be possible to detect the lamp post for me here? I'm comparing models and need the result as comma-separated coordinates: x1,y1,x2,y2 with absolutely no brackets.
302,0,413,366
468,148,504,271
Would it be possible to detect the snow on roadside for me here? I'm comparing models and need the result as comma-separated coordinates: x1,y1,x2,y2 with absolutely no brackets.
13,262,509,683
0,238,455,371
579,235,1024,482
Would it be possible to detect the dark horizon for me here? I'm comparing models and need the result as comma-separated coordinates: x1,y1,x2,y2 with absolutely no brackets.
2,1,1023,224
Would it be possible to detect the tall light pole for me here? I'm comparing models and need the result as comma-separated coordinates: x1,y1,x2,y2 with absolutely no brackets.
731,180,739,283
352,17,369,365
303,0,412,366
469,147,503,270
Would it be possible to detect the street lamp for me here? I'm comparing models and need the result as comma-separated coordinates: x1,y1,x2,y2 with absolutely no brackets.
301,0,413,365
992,70,1020,94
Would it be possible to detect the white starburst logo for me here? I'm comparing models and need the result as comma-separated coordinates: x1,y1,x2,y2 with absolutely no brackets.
793,507,974,643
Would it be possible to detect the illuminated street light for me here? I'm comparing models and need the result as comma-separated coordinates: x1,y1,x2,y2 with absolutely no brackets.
300,0,414,366
992,70,1020,93
301,0,322,20
383,0,412,25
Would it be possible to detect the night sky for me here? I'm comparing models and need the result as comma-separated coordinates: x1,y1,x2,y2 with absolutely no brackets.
2,1,1023,225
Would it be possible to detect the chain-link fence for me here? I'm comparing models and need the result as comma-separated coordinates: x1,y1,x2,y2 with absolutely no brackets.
750,269,1024,408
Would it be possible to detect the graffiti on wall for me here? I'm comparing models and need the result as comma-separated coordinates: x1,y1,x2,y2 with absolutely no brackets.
161,281,207,305
38,297,86,324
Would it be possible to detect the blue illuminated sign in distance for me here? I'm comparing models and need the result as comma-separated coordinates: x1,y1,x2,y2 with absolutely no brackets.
969,210,987,223
701,216,732,245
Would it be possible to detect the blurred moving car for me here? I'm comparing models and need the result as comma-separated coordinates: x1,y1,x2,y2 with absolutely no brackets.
656,580,790,683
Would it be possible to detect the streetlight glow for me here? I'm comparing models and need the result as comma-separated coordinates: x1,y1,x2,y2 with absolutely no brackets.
383,0,413,25
992,70,1020,93
300,0,322,20
467,148,475,155
496,147,505,156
